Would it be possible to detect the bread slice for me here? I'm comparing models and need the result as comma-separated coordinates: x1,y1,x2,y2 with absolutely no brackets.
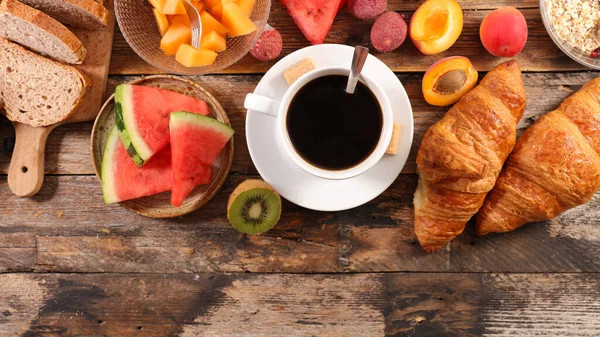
0,38,91,127
20,0,108,30
0,0,86,64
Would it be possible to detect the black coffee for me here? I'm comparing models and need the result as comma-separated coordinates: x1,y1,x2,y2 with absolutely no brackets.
286,75,383,171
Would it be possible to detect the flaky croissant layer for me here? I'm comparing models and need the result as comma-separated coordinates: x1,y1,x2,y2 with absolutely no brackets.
414,61,526,252
477,77,600,235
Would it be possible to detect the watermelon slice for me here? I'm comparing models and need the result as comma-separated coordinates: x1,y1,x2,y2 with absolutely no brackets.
280,0,342,45
170,112,234,207
338,0,347,13
101,126,173,204
114,84,210,167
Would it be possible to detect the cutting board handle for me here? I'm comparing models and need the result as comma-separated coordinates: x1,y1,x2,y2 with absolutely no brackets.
8,123,54,197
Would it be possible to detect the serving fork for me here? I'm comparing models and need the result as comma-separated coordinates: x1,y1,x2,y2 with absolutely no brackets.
183,0,202,49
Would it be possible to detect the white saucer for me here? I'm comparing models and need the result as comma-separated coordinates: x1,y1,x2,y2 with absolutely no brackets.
245,44,414,211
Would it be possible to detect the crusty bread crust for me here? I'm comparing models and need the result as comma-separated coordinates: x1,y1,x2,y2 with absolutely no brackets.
0,0,86,64
20,0,108,29
0,38,91,126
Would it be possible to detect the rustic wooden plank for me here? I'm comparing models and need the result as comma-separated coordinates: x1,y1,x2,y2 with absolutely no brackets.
109,5,581,75
1,72,596,176
0,248,36,272
0,273,481,337
0,233,36,272
35,232,341,273
1,273,599,337
1,174,344,273
483,274,600,336
3,174,600,273
341,196,600,273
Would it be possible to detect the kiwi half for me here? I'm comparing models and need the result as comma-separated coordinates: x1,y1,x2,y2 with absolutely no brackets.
227,180,282,234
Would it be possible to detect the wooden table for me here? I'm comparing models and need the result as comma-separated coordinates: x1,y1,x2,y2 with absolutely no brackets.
2,1,600,336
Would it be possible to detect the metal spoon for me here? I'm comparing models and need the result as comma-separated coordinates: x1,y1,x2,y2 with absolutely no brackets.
345,46,369,94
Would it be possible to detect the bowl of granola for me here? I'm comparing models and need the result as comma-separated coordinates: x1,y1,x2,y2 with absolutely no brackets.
541,0,600,69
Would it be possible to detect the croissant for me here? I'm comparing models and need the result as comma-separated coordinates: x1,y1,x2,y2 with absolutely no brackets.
476,77,600,235
414,61,526,252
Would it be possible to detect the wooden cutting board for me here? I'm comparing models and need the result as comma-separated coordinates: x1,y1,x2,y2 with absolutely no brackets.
7,0,116,197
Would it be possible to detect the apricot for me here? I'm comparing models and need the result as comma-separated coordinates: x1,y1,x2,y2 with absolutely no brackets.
422,56,478,106
410,0,463,55
480,7,527,57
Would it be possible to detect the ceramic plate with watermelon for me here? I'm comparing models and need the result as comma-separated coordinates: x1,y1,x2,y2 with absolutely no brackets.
91,76,234,218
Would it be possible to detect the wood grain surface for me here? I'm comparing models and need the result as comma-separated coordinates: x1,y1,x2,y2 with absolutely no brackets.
2,173,600,274
1,273,599,336
2,0,600,336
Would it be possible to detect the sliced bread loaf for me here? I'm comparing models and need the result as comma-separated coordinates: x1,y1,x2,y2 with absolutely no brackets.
0,38,91,127
0,0,86,64
20,0,108,30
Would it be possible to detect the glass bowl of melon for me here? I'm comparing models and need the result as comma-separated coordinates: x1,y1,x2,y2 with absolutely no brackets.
115,0,270,74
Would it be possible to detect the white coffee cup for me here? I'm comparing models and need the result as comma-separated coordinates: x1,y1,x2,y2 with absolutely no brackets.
244,66,393,180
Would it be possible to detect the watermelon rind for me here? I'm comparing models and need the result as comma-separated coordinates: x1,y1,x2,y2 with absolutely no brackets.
100,126,121,204
114,84,151,167
170,111,235,137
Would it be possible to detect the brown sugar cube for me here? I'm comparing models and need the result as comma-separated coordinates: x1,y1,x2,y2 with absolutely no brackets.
283,58,316,85
386,122,402,155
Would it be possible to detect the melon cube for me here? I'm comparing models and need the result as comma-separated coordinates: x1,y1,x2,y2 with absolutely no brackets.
209,0,235,20
203,0,220,8
192,1,205,13
168,14,190,26
153,9,170,36
160,23,191,55
184,0,205,13
148,0,165,10
200,10,228,35
210,1,223,20
236,0,255,17
175,44,218,67
160,0,186,15
222,2,255,37
201,30,226,52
